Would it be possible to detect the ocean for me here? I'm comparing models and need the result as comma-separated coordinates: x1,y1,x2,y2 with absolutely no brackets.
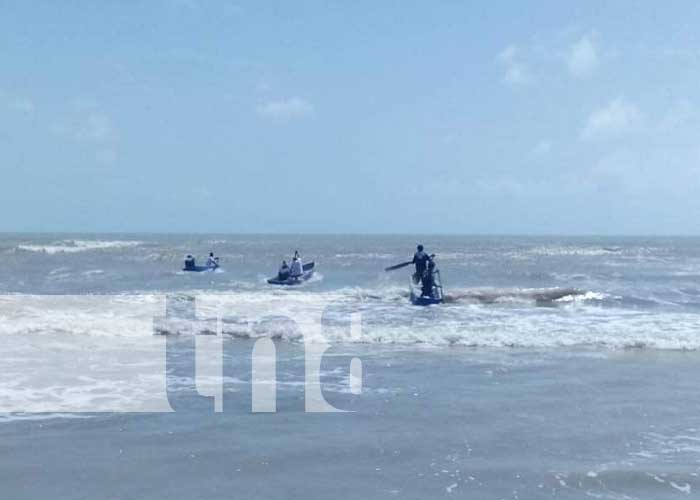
1,234,699,499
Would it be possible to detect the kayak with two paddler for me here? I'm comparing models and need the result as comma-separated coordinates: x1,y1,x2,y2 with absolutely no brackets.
267,262,315,285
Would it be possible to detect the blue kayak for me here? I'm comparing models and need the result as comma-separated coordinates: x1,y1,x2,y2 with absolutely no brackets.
182,264,219,272
267,262,315,285
410,293,443,306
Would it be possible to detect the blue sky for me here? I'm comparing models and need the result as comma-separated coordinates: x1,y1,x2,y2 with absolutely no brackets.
2,1,700,234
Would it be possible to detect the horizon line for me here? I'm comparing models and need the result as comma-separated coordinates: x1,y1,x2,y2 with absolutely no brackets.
1,231,699,238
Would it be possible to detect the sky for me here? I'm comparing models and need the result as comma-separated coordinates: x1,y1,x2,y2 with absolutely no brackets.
2,0,700,234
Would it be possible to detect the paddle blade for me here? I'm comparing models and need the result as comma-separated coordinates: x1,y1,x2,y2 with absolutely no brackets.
385,261,412,272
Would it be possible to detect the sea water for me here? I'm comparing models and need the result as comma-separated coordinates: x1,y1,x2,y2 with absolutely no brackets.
0,234,699,499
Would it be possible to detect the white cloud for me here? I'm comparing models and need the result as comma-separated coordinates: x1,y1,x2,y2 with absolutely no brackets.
658,100,693,131
172,0,199,10
471,174,595,198
257,97,313,120
580,101,700,198
96,148,118,165
221,1,243,17
590,149,647,192
76,113,114,142
532,140,552,156
1,90,35,114
581,98,643,140
566,34,599,78
498,32,601,84
10,97,35,113
50,102,119,165
255,80,271,92
60,100,116,142
496,45,532,85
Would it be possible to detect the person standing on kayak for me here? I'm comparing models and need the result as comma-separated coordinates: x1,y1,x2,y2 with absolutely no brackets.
289,251,303,278
421,258,437,297
412,244,431,284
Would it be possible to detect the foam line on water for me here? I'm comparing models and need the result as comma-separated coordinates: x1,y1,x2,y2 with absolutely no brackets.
15,239,143,254
1,292,699,349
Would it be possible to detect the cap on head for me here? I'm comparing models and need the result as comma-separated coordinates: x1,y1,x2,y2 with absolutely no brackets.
417,244,424,252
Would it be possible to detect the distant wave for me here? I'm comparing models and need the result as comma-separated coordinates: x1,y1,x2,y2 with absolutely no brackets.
444,287,590,305
0,413,94,423
16,239,143,254
333,253,396,259
526,246,622,257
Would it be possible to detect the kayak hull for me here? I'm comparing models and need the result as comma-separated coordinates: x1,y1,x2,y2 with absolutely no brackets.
182,265,219,272
410,292,443,306
267,262,315,285
267,270,314,285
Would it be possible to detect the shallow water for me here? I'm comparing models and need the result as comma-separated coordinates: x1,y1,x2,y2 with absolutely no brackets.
1,344,699,499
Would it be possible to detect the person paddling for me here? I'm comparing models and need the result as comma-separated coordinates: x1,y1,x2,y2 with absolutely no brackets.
278,260,290,280
289,251,303,278
206,252,218,268
184,254,196,270
421,258,437,298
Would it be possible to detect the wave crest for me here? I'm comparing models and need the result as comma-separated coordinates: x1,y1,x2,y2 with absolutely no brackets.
16,239,143,254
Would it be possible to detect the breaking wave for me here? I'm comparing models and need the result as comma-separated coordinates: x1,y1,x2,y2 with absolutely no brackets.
1,289,699,350
15,239,143,254
444,287,590,304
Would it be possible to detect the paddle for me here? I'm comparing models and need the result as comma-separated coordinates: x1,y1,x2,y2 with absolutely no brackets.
385,261,412,272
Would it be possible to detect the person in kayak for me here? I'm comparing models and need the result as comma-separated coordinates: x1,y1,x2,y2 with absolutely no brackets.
184,255,195,270
412,244,431,284
206,252,218,268
289,251,303,278
421,259,436,298
278,260,290,280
